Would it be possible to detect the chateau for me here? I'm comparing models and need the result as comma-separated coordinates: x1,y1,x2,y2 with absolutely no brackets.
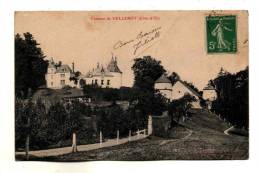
45,55,123,89
45,59,76,89
80,56,122,89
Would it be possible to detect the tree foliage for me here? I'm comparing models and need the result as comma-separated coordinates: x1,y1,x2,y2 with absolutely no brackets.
95,102,149,138
130,56,168,116
15,99,93,150
69,71,81,85
211,67,249,128
168,93,197,126
168,72,180,85
15,33,48,98
96,104,126,138
132,56,166,90
82,85,136,102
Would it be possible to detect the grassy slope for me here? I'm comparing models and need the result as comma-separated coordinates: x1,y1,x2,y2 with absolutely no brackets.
19,109,248,161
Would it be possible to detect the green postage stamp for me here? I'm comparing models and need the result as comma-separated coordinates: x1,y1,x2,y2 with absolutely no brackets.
206,15,237,53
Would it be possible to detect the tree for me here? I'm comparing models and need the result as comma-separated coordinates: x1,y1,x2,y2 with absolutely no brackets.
211,67,248,128
129,88,167,116
15,33,48,98
79,79,86,88
15,99,29,149
168,93,197,127
65,100,87,152
69,71,81,85
47,102,68,144
15,96,43,159
95,104,129,138
129,55,168,127
131,56,166,91
168,72,180,85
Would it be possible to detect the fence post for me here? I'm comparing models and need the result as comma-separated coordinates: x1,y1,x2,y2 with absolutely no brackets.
100,131,102,147
72,132,77,152
137,129,140,139
25,135,30,160
148,115,153,135
117,130,119,144
128,130,131,142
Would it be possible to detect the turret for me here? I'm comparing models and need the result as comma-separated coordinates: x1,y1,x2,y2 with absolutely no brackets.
107,55,122,73
48,58,56,74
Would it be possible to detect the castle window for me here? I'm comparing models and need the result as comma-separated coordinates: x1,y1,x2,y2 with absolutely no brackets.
60,80,65,85
107,80,110,86
92,80,94,84
95,79,98,85
51,82,53,86
101,80,104,85
60,74,65,78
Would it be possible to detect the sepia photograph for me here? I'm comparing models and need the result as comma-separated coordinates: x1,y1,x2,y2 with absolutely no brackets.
14,11,249,161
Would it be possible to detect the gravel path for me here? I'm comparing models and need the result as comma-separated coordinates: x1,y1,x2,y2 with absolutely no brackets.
16,132,149,157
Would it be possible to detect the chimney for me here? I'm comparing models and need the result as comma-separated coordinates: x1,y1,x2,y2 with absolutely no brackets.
72,61,75,73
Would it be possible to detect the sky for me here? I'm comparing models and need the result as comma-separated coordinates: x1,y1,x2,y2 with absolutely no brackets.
15,11,248,90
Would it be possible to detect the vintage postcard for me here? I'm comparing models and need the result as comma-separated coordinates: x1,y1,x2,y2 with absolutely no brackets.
14,11,248,161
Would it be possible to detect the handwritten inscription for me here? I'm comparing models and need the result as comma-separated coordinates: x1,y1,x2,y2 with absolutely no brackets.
113,26,162,55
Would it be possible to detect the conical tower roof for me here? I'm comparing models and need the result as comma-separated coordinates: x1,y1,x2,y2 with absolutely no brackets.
107,56,122,73
155,74,171,83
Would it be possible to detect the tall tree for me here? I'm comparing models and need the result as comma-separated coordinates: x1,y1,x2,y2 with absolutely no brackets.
15,32,48,98
131,56,167,117
168,93,196,126
211,67,249,128
131,56,166,91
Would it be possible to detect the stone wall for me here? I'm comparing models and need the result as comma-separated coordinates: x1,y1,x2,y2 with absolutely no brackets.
152,111,171,137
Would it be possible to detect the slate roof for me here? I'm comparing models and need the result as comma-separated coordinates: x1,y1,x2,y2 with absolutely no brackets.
107,57,122,73
56,65,72,73
178,80,201,98
85,56,122,77
155,74,172,84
